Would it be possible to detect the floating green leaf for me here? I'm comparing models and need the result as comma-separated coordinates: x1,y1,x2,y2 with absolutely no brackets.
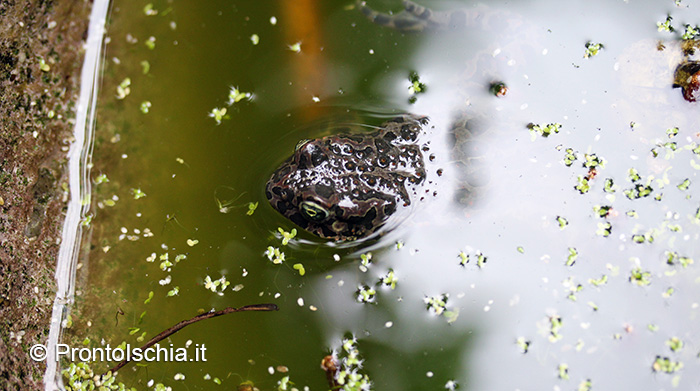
209,107,227,124
293,263,306,276
566,247,578,266
131,188,146,199
264,246,285,264
380,269,398,289
356,285,376,303
588,274,608,287
584,42,604,58
516,337,530,353
458,251,469,266
277,227,297,245
228,86,252,105
575,176,590,194
629,268,651,286
667,337,683,352
652,356,683,373
140,101,152,114
657,15,674,32
596,222,612,237
246,202,258,216
528,122,562,138
563,147,577,166
557,216,569,229
681,24,699,40
558,363,569,380
116,78,131,99
548,315,563,342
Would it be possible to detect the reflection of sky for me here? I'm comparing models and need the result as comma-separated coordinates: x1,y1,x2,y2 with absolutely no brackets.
309,0,700,389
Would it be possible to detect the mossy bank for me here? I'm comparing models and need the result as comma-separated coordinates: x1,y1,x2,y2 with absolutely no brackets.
0,1,90,389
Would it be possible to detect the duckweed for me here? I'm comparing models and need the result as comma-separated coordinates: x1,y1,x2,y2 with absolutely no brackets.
228,86,252,104
548,315,563,342
331,337,373,391
408,71,426,103
662,287,674,298
629,268,651,286
563,277,583,301
293,263,306,276
666,337,683,352
380,269,397,289
359,252,373,272
566,247,578,266
166,286,180,296
588,275,607,287
458,251,469,266
209,107,228,124
356,285,376,303
583,42,604,58
140,101,151,114
652,356,683,373
204,275,231,295
575,176,590,194
278,227,297,245
424,294,449,315
265,246,285,264
556,216,568,229
140,60,150,74
603,178,616,193
558,363,569,380
657,15,674,32
516,337,531,353
131,188,146,199
563,147,577,166
681,24,699,40
143,3,157,15
583,153,605,169
475,251,487,268
94,174,109,184
145,36,156,50
116,78,131,99
528,122,561,138
665,251,694,267
63,363,138,391
593,205,611,218
596,221,612,238
577,379,592,391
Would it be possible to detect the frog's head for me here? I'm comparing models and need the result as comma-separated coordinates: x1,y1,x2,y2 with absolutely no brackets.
265,115,427,241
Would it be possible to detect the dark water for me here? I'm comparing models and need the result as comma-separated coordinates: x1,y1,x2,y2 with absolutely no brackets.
67,1,699,390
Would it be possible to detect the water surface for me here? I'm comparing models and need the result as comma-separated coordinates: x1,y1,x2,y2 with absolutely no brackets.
66,1,699,390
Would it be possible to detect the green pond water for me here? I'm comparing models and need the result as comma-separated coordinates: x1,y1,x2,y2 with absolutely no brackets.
65,0,699,390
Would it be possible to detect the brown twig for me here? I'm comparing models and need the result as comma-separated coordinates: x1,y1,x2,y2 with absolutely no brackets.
106,303,278,374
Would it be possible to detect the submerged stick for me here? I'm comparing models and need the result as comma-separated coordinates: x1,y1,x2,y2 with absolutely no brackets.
106,303,278,374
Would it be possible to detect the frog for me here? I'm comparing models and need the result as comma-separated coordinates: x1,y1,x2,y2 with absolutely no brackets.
265,115,429,241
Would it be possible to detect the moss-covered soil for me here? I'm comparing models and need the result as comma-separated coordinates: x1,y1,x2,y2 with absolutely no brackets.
0,1,90,389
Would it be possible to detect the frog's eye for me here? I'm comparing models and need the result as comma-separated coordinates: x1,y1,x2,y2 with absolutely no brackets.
295,139,310,151
299,201,329,222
